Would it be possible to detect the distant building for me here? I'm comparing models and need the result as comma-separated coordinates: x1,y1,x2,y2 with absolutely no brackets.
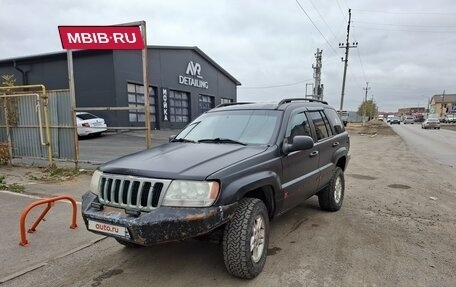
0,46,241,130
397,107,425,116
430,94,456,116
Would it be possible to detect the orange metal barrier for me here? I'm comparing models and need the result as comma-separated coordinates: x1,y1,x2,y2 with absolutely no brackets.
19,196,78,246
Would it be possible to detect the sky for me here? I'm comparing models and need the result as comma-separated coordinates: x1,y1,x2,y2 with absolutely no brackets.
1,0,455,112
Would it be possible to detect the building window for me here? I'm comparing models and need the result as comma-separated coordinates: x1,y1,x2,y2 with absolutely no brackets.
221,98,233,104
199,95,214,114
127,83,157,123
169,90,190,123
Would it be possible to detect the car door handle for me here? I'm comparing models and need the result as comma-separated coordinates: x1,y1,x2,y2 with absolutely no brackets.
309,151,319,157
332,142,340,147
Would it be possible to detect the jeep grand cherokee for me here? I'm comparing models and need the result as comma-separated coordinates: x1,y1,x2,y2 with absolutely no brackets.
81,98,350,279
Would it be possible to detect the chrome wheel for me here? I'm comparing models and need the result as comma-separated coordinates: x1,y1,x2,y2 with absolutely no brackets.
250,215,265,263
334,175,342,204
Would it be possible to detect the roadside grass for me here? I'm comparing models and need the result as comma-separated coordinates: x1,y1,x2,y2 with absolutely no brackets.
28,166,92,182
0,175,25,193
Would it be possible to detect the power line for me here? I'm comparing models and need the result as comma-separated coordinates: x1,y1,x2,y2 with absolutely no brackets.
239,79,313,89
371,86,456,92
351,25,368,83
355,20,456,28
307,0,342,42
352,9,456,15
352,25,456,33
336,0,348,22
340,0,350,11
295,0,338,55
362,81,371,125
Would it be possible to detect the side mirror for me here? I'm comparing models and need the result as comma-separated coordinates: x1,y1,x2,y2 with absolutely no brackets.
169,135,176,142
283,136,314,154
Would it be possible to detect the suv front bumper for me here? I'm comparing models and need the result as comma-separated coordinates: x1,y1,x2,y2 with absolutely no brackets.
81,192,237,246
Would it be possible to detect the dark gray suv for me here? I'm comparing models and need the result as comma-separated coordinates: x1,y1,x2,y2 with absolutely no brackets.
81,98,350,279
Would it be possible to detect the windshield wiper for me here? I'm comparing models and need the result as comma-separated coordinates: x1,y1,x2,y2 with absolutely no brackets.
171,138,196,143
198,138,247,145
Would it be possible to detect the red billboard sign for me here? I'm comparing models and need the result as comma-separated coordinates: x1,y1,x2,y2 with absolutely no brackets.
58,26,144,50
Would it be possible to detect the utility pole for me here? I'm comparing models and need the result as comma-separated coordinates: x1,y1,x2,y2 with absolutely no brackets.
427,97,430,118
441,90,446,117
370,94,375,119
339,9,358,111
312,48,324,101
362,82,370,126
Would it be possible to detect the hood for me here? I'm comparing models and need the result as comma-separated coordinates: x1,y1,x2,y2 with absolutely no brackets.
100,142,268,180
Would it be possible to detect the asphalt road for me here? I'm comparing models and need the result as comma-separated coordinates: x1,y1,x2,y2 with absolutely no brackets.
390,123,456,167
78,131,172,165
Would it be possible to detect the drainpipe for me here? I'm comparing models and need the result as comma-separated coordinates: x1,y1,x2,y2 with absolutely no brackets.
13,60,29,85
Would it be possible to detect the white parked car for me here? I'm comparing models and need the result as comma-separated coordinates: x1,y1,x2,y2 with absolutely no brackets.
421,115,441,130
76,112,107,136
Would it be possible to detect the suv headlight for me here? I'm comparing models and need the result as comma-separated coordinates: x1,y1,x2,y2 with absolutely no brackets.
162,180,220,207
90,170,102,194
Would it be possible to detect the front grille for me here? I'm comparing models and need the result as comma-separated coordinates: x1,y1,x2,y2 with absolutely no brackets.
98,173,172,211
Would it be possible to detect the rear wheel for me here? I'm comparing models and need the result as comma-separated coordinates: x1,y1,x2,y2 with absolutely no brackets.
318,167,345,211
223,198,269,279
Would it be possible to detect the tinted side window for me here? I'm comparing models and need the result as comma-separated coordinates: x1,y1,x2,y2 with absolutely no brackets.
309,111,332,141
285,112,311,143
325,109,345,134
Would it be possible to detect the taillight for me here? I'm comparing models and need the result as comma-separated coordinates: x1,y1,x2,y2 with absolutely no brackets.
82,123,90,127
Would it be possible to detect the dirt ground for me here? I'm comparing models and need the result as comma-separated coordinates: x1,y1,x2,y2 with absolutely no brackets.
341,126,456,286
1,126,456,286
347,120,397,136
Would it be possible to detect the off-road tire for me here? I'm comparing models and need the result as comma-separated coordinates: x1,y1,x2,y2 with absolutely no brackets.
115,238,143,248
222,198,269,279
318,167,345,211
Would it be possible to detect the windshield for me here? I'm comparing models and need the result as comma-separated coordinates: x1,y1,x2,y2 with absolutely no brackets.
174,110,282,145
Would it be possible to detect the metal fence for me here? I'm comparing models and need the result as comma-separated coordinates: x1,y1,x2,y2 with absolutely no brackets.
0,86,75,165
48,90,75,160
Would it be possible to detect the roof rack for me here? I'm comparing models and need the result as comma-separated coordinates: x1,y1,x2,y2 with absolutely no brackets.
278,98,328,105
215,102,254,108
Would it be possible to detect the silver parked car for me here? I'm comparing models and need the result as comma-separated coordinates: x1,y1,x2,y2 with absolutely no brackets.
421,115,440,129
403,115,415,124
